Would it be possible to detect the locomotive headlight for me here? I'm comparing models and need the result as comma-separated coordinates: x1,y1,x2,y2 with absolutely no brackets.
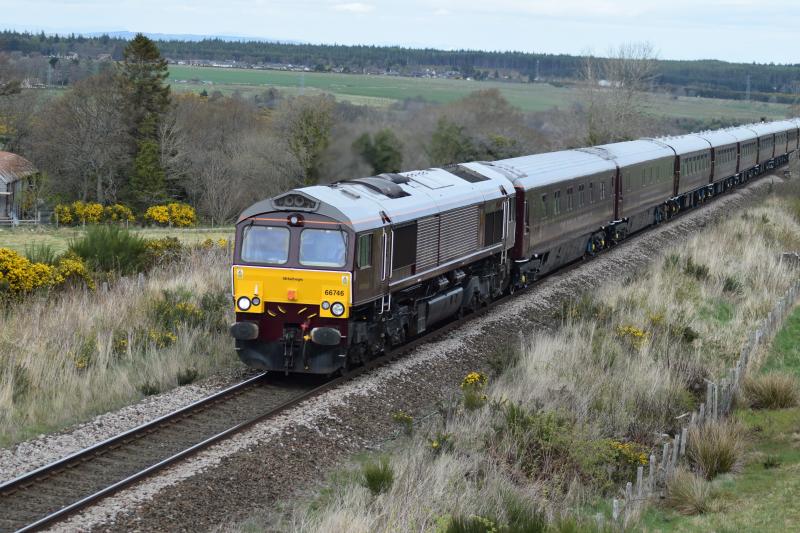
251,296,261,306
237,296,252,311
321,301,331,310
331,302,345,317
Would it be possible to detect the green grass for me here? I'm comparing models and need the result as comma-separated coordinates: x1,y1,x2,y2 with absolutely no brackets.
0,226,234,254
641,408,800,532
641,304,800,532
168,65,791,121
762,305,800,377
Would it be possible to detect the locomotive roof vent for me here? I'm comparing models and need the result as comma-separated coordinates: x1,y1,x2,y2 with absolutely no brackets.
342,176,410,199
444,164,490,183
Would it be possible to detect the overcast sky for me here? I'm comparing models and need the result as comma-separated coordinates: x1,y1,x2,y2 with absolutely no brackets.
3,0,798,64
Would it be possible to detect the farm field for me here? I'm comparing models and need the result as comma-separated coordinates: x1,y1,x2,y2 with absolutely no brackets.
0,226,235,254
168,65,791,122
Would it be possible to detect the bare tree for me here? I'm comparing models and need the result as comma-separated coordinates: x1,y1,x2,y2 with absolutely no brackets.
30,72,131,202
579,42,658,145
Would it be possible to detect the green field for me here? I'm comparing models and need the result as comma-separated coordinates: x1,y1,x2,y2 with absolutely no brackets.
168,65,791,122
0,226,235,255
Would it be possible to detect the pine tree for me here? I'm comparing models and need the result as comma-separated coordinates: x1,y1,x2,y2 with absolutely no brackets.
129,138,167,209
119,33,170,135
119,34,171,207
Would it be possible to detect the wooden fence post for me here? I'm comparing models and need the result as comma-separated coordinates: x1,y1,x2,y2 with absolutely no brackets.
680,427,688,456
636,466,644,498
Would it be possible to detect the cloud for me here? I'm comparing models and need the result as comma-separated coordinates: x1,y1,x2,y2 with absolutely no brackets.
433,8,450,15
332,2,375,13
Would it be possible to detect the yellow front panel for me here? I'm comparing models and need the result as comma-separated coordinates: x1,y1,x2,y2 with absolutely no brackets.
232,266,352,318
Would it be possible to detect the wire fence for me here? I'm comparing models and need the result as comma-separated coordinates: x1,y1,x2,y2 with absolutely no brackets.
605,275,800,528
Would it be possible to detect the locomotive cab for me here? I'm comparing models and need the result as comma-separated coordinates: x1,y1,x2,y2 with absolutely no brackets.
231,194,356,374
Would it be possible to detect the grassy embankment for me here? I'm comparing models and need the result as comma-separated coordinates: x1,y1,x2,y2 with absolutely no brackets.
0,226,234,255
0,230,238,448
168,65,790,122
641,306,800,532
260,185,800,532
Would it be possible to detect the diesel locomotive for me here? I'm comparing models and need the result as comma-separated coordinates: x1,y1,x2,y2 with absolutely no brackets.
230,119,799,374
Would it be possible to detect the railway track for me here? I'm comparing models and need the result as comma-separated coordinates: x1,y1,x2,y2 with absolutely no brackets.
0,374,319,533
0,168,786,532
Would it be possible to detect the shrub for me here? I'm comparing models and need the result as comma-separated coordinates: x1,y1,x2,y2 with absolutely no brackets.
722,275,743,295
461,371,489,410
53,203,73,225
103,203,135,223
150,289,205,331
71,201,104,224
763,455,781,469
144,237,184,267
144,205,170,225
168,203,197,227
684,257,710,281
687,420,745,480
145,203,197,227
743,373,799,409
69,225,148,274
665,468,718,515
360,458,394,496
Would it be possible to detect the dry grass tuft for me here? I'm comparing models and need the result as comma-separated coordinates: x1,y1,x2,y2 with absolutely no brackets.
687,420,745,480
665,468,719,515
743,373,799,409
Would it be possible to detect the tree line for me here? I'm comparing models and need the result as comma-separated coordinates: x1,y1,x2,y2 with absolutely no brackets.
2,30,800,102
0,37,730,224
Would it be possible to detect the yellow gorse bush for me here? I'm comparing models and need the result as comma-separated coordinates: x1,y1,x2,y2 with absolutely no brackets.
144,205,170,225
608,439,649,466
145,203,197,227
71,201,104,224
168,203,197,227
616,324,651,350
55,202,136,225
103,204,135,222
461,371,488,390
0,248,94,296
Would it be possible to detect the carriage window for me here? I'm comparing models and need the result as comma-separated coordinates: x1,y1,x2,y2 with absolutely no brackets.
300,229,348,268
357,233,372,269
241,226,290,265
578,184,585,206
567,187,574,211
540,194,548,218
589,182,594,203
601,181,606,200
554,190,561,215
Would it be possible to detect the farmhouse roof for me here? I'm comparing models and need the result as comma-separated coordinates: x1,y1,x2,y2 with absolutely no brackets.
0,152,37,185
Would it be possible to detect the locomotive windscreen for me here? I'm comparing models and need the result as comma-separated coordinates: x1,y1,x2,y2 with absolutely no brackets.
241,226,290,264
299,229,348,268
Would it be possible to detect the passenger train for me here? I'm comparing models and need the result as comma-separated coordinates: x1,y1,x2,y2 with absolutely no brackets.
229,119,798,374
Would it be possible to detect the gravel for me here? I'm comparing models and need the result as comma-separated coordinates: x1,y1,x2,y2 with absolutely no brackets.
32,175,783,532
0,366,257,484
